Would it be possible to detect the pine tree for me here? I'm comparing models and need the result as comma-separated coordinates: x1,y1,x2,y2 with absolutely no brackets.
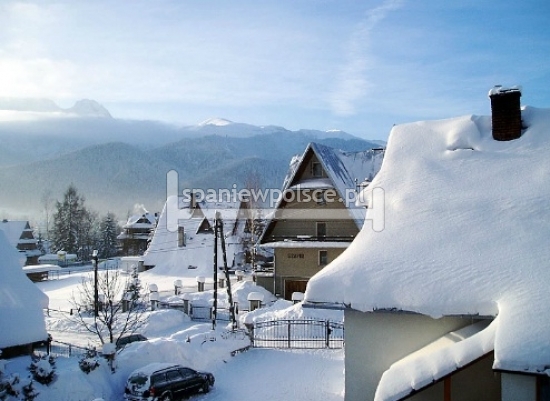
99,212,119,258
51,185,98,260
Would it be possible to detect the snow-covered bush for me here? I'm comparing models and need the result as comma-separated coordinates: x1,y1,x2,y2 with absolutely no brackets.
20,379,38,401
78,349,100,374
29,356,55,385
0,373,20,400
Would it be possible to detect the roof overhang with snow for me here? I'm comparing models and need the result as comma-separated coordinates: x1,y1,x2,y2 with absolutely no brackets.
375,320,495,401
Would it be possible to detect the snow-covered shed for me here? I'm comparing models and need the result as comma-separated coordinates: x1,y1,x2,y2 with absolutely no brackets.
305,87,550,401
0,230,48,357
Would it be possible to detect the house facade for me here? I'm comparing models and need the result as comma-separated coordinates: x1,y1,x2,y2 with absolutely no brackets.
0,219,41,265
258,142,384,299
305,87,550,401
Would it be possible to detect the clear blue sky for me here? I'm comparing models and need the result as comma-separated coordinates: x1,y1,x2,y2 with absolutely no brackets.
0,0,548,140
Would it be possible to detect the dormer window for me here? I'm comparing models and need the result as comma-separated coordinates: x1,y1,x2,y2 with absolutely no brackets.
312,162,323,178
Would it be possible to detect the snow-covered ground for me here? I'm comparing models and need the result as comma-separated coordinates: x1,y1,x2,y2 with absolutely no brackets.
1,263,344,401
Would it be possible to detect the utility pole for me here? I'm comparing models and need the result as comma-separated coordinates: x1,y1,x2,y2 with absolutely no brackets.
92,249,99,318
217,211,236,330
212,213,218,330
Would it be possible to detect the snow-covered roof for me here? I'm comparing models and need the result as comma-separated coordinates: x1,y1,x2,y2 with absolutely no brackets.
123,212,157,228
262,143,384,242
23,264,61,273
289,143,385,227
0,230,48,349
305,106,550,375
0,220,32,248
142,196,246,277
376,320,495,401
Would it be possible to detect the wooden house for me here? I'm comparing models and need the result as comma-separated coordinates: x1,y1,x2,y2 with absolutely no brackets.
258,142,384,299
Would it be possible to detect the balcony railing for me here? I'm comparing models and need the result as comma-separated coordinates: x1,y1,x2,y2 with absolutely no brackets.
264,235,354,243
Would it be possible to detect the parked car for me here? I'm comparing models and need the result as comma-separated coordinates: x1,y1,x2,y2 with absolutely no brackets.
116,334,148,350
124,363,215,400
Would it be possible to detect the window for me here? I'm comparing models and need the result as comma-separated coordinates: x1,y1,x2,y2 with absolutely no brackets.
319,250,328,266
178,226,185,247
151,373,165,385
166,370,182,381
312,162,323,177
316,222,326,238
314,190,326,205
179,368,195,379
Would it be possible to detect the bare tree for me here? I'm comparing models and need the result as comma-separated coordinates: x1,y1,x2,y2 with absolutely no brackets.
70,268,148,347
41,189,53,241
243,171,266,267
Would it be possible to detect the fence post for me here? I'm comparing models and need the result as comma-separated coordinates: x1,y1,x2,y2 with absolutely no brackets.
325,320,330,348
287,321,291,348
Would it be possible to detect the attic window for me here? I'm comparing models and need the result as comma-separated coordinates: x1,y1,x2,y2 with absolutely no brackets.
312,162,323,178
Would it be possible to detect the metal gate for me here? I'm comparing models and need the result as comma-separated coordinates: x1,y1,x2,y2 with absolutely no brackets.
252,319,344,349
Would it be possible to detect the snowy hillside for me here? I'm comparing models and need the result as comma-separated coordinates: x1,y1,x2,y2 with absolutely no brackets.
0,114,382,219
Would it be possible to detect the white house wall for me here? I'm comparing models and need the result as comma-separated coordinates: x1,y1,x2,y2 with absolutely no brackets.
501,373,536,401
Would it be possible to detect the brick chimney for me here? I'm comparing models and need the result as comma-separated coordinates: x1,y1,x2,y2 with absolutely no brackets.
488,85,522,141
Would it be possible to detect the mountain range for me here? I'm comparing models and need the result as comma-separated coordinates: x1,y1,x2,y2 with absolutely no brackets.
0,99,384,223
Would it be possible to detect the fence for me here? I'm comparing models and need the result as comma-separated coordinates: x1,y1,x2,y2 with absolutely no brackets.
159,301,234,322
34,340,93,358
251,319,344,349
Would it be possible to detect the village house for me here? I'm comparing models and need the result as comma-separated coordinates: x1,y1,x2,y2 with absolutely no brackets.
258,142,384,300
305,86,550,401
0,219,41,265
0,230,48,358
117,208,158,256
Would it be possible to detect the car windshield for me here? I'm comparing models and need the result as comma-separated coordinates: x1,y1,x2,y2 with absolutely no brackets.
128,373,148,388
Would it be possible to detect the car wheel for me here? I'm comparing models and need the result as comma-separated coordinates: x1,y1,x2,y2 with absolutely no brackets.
159,392,172,401
203,382,210,393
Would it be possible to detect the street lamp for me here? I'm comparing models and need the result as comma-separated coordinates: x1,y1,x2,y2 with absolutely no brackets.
92,250,99,317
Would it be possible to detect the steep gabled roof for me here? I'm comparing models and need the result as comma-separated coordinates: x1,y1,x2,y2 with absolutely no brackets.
305,106,550,376
0,220,32,247
260,142,384,242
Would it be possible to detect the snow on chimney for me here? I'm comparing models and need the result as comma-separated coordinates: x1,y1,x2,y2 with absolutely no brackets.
488,85,522,141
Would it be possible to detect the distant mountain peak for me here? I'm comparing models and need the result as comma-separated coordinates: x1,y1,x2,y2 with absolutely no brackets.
198,117,233,127
0,97,111,119
66,99,112,118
